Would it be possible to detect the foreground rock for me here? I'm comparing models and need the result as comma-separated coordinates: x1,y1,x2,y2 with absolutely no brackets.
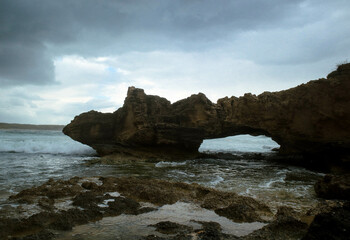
2,176,348,239
314,174,350,200
0,177,271,239
302,202,350,240
63,64,350,168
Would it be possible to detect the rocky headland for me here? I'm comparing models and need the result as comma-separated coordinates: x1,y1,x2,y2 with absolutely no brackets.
63,63,350,170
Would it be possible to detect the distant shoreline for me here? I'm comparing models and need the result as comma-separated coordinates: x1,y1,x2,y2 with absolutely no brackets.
0,122,64,131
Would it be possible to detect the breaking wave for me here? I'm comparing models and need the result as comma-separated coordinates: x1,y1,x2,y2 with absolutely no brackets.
155,161,187,168
0,130,96,155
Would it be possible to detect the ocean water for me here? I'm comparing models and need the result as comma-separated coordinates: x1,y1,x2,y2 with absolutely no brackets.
0,129,323,213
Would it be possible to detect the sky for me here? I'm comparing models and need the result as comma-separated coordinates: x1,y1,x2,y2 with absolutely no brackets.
1,0,350,125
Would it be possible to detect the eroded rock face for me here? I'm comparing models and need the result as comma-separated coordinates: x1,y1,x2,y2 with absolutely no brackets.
63,64,350,164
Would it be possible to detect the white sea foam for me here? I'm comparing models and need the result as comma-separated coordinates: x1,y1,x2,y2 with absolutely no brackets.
155,161,187,168
105,192,121,197
0,130,96,155
258,176,286,188
169,170,195,178
210,175,224,186
98,199,115,208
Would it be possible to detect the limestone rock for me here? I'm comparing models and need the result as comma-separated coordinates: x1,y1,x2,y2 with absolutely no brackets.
63,64,350,165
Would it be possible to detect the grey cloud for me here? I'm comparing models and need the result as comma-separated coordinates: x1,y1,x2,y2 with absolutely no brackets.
1,0,316,86
231,8,350,66
0,42,55,86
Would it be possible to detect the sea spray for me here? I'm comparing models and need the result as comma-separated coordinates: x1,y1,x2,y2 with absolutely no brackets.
0,129,95,155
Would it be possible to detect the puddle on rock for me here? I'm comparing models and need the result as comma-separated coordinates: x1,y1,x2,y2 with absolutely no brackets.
57,201,266,239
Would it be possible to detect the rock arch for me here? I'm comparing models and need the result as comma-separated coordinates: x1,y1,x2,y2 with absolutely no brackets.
63,64,350,165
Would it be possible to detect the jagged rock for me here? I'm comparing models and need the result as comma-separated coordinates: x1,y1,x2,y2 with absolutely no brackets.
214,203,264,223
243,216,308,240
10,229,55,240
302,203,350,240
112,177,273,221
63,64,350,165
2,176,270,239
314,174,350,200
149,221,193,234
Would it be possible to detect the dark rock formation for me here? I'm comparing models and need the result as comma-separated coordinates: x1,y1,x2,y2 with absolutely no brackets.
314,174,350,200
302,203,350,240
1,176,271,239
243,216,308,240
214,203,265,223
111,177,272,220
144,221,239,240
149,221,193,235
63,63,350,165
8,176,350,240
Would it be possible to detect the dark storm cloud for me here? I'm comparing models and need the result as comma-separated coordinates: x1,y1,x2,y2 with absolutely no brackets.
1,0,310,86
0,42,54,86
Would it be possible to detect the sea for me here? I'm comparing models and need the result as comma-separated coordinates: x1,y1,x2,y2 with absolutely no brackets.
0,128,324,214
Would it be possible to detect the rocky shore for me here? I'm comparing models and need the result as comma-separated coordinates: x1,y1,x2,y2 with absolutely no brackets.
0,176,348,239
2,64,349,239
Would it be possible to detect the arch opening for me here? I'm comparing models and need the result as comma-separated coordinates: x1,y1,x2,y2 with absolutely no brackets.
199,134,280,154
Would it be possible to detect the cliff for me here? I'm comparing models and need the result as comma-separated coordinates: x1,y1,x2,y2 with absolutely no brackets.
63,64,350,166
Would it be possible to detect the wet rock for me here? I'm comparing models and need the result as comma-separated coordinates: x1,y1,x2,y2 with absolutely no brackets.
81,181,98,190
0,218,22,239
196,221,222,238
72,191,103,208
66,176,81,185
99,176,119,192
215,203,263,223
114,177,187,205
195,221,239,240
275,206,300,220
143,235,193,240
25,211,57,228
105,196,141,216
1,212,57,238
145,221,238,240
49,208,103,231
37,197,54,210
10,178,83,202
9,230,55,240
136,206,157,214
150,221,193,234
302,203,350,240
114,177,272,221
1,176,272,239
314,174,350,200
244,215,308,240
305,200,346,216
